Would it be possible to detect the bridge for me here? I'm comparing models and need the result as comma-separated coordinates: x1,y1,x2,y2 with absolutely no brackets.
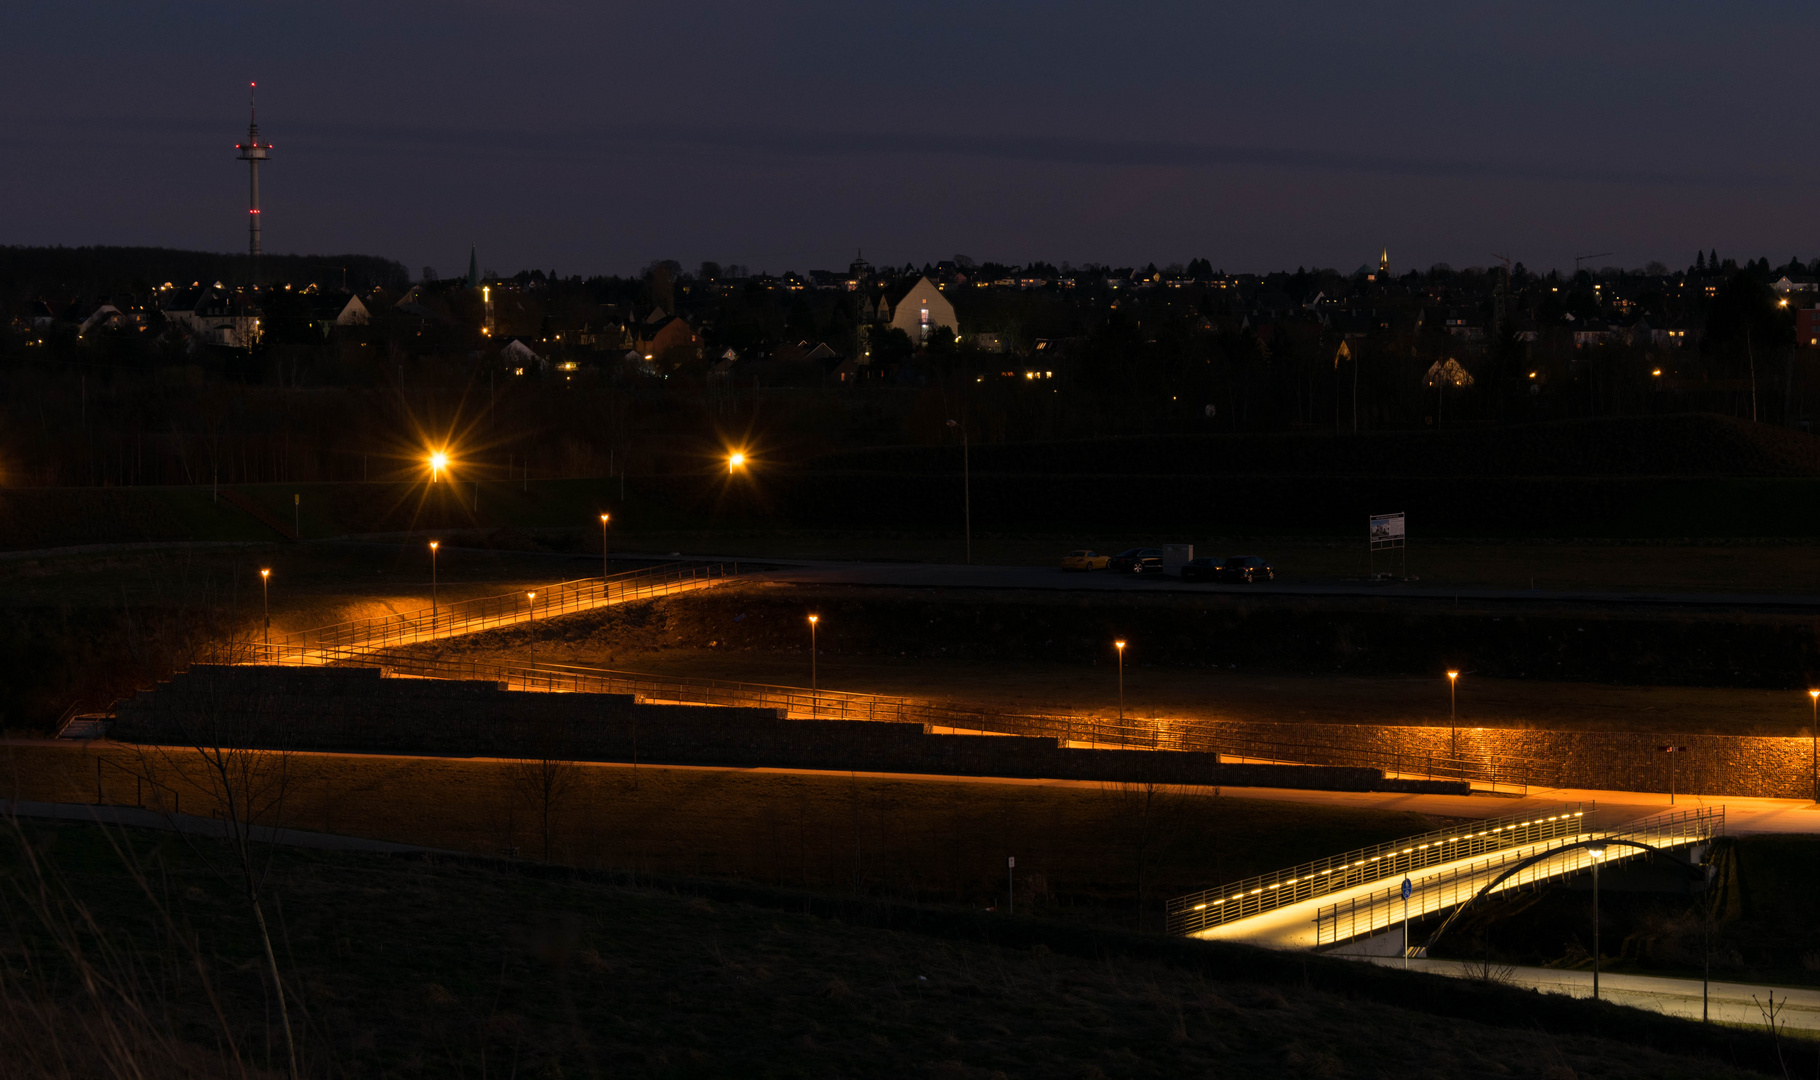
1167,804,1723,952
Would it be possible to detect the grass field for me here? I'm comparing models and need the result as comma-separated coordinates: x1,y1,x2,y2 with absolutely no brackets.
1,742,1444,929
0,817,1791,1079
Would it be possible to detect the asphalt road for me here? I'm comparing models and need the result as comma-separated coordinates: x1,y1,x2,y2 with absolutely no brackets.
602,552,1820,610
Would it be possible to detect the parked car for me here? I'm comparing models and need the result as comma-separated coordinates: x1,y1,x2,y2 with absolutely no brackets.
1109,547,1164,574
1060,549,1111,571
1180,556,1224,582
1212,556,1274,583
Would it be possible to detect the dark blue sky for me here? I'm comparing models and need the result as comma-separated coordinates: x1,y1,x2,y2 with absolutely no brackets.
6,1,1814,278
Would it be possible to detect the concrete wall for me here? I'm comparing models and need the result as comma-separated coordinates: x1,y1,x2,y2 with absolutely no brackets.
1212,718,1817,799
110,666,1463,794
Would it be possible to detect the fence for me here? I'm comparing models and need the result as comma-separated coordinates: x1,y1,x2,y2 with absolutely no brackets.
279,562,737,656
1165,804,1594,936
1311,805,1725,947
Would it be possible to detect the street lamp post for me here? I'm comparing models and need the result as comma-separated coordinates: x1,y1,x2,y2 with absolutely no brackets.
526,591,537,677
260,568,270,648
1115,640,1127,726
945,419,971,565
1809,689,1818,803
599,513,610,581
1588,844,1608,1001
429,541,439,636
1446,670,1460,760
808,614,819,707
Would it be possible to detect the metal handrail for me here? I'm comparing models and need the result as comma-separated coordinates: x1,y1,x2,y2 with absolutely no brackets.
1311,806,1724,947
278,562,734,654
1165,804,1593,935
226,634,1563,790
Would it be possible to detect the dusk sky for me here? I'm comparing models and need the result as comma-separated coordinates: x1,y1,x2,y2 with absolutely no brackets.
6,1,1817,279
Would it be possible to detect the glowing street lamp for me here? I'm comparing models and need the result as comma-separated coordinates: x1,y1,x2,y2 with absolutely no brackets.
728,451,746,475
1447,670,1460,759
428,450,449,482
429,541,439,635
1809,689,1819,803
1115,640,1127,724
808,614,819,704
526,590,537,671
260,568,270,647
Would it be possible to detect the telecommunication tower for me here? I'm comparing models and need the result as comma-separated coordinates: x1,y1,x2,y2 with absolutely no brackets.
234,83,272,267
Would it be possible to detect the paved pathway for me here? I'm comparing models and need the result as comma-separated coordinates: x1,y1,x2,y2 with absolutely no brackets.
1364,956,1820,1032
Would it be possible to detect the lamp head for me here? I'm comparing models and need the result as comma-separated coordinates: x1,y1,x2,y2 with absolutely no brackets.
1114,640,1126,650
1587,844,1607,861
429,451,449,471
808,614,818,625
600,513,609,523
260,568,269,579
527,591,536,600
429,540,439,551
729,452,746,468
1447,670,1459,681
1809,689,1818,700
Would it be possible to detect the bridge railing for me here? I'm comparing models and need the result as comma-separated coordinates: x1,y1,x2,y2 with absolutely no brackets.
1165,803,1594,936
278,562,737,655
1312,805,1725,947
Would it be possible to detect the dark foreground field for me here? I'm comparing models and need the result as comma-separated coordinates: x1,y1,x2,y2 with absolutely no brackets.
2,743,1439,930
0,817,1795,1080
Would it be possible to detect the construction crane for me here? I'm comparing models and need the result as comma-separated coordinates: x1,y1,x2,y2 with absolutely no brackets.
1574,252,1612,275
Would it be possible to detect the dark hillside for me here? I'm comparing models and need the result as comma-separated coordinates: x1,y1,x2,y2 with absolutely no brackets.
809,415,1820,478
0,244,409,296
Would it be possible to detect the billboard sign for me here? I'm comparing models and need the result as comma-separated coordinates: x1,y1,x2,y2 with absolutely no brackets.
1369,512,1406,548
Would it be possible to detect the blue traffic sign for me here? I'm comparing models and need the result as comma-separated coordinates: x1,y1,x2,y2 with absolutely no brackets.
1401,877,1413,901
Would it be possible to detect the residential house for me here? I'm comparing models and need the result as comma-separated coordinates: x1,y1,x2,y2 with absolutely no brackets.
1799,307,1820,348
634,313,701,365
163,283,262,349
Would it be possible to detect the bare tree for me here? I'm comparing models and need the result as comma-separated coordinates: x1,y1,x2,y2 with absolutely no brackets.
1100,772,1190,931
510,707,580,862
131,643,302,1080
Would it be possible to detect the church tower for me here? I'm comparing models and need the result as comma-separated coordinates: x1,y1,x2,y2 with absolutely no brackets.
1378,248,1390,278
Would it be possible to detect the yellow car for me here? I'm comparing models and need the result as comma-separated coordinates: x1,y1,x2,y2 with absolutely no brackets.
1061,549,1111,571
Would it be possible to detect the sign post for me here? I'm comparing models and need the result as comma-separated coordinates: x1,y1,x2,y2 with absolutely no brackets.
1400,876,1413,967
1369,512,1406,580
1659,745,1688,804
1008,856,1016,916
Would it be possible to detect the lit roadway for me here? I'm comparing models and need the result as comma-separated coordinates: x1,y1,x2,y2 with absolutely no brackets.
608,554,1820,611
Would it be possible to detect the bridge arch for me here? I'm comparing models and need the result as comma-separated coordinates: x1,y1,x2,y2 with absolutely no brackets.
1421,837,1702,953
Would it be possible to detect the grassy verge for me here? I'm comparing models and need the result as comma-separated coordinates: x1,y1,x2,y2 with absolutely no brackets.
2,742,1444,930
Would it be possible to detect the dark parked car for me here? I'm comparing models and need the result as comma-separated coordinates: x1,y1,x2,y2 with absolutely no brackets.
1109,547,1164,574
1212,556,1274,583
1180,556,1223,582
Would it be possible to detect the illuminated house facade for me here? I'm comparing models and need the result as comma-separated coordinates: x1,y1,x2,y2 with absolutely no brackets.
886,276,958,343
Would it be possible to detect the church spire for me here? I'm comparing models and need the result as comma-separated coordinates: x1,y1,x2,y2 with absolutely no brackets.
467,244,479,289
